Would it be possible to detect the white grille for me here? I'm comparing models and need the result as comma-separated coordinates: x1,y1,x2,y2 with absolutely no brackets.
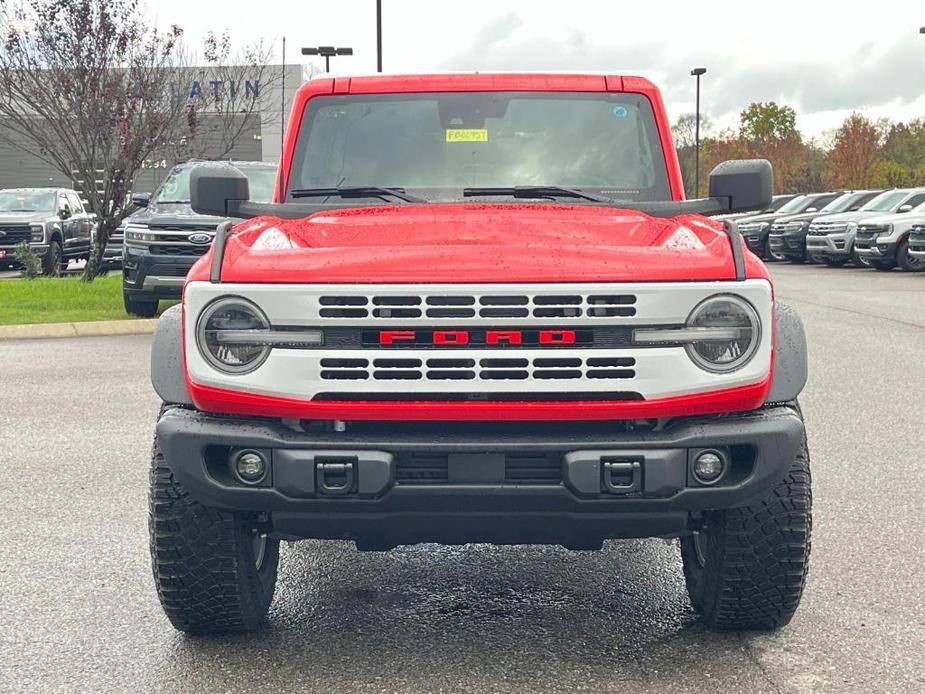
183,280,775,402
319,356,636,382
317,292,636,320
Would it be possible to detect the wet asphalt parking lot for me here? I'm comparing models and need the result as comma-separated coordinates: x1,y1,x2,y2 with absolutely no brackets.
0,262,923,693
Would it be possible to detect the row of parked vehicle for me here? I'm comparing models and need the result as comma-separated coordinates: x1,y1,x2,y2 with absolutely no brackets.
0,160,277,315
3,174,923,312
721,188,925,272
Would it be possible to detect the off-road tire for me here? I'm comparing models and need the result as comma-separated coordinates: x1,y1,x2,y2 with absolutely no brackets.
680,405,811,630
42,240,63,277
149,414,279,634
124,292,158,318
896,239,924,273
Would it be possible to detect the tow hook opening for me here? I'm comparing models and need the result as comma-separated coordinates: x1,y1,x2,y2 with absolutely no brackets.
601,457,642,494
315,457,358,495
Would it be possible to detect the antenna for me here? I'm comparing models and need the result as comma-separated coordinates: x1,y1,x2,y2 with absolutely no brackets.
279,36,286,203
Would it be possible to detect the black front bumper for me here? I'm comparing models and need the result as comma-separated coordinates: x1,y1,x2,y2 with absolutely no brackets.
123,245,198,300
769,232,807,259
156,406,805,549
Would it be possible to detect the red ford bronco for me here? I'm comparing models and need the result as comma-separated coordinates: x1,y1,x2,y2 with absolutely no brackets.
148,73,811,634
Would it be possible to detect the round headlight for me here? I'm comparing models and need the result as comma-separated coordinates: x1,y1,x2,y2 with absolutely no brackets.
685,295,761,373
196,297,271,374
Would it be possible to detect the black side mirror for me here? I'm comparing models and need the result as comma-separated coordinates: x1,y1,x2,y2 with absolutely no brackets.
708,159,773,214
58,205,71,220
190,163,250,217
131,192,151,208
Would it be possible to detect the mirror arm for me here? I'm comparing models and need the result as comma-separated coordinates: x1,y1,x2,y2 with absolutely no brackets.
722,220,747,281
210,220,234,283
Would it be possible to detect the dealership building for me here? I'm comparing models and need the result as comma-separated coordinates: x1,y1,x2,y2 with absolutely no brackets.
0,64,303,195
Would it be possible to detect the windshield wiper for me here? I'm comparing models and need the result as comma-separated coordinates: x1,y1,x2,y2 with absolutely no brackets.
463,186,614,203
290,186,427,204
155,200,190,204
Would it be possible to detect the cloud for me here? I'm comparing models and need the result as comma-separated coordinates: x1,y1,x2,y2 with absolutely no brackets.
437,16,925,131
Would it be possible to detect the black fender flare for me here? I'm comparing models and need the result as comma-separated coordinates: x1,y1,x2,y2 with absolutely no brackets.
150,304,193,406
766,302,808,403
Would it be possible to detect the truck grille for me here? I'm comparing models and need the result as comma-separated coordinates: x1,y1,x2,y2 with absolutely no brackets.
0,225,33,244
320,356,636,381
854,226,885,250
909,225,925,253
807,221,848,236
145,223,216,256
318,292,637,320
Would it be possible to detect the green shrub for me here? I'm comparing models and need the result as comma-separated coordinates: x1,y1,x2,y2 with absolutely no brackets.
13,242,42,279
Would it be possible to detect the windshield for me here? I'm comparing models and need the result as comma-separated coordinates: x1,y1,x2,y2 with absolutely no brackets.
289,91,671,201
154,164,277,205
153,167,192,204
819,192,866,214
0,189,56,212
238,166,277,203
774,195,807,214
861,190,911,212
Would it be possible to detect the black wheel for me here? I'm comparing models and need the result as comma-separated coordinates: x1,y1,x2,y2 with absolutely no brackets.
787,254,805,264
124,292,159,318
896,239,924,272
823,258,848,268
681,405,812,630
870,260,895,272
851,250,870,268
149,411,279,634
42,240,63,277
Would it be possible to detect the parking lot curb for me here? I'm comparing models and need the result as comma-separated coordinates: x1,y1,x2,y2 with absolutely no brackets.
0,319,157,341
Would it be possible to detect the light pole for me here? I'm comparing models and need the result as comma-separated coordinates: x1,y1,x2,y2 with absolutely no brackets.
377,0,383,72
302,46,354,73
690,67,707,197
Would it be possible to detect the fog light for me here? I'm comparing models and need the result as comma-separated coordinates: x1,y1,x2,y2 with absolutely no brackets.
233,450,268,485
693,451,726,485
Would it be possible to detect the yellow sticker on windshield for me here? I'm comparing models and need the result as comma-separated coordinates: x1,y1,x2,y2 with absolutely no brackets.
446,128,488,142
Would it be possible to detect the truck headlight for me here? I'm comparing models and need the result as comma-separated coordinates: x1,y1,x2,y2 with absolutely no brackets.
30,224,44,242
685,295,760,372
634,294,761,373
125,223,154,245
196,297,272,374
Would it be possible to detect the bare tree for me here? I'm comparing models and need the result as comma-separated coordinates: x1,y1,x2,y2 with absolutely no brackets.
0,0,280,280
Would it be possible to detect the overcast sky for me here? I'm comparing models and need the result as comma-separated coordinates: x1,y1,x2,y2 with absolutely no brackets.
150,0,925,140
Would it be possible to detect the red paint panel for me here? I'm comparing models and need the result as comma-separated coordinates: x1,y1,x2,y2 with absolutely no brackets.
186,204,771,285
186,375,773,422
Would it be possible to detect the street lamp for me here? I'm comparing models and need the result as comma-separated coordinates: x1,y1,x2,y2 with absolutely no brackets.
690,67,707,197
302,46,354,73
377,0,383,72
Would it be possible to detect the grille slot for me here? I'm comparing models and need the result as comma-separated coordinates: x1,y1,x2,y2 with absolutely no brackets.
427,307,476,318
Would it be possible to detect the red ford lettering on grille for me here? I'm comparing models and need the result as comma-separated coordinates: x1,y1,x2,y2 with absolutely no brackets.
485,330,523,345
433,330,469,345
379,330,416,345
377,329,577,347
539,330,576,345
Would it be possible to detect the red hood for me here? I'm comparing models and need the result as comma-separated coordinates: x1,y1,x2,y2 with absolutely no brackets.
189,204,769,284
